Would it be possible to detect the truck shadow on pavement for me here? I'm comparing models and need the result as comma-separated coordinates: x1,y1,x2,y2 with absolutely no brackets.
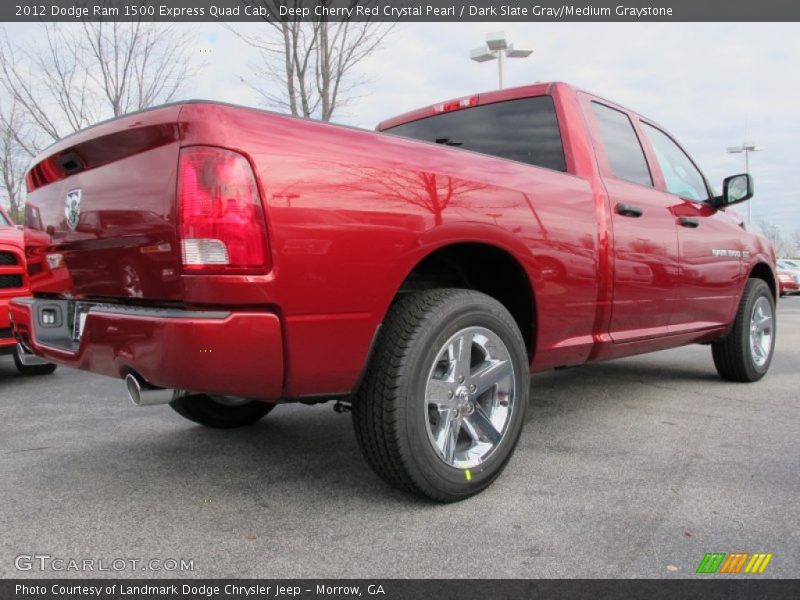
1,349,730,513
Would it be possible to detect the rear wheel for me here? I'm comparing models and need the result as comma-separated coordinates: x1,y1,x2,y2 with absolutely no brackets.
13,346,57,376
352,289,530,502
169,393,274,428
712,278,775,382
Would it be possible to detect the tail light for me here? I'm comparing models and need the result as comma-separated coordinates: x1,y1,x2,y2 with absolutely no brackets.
177,146,270,273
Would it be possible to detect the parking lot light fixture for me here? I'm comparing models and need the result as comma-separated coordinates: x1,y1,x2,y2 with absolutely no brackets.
727,141,762,226
485,32,508,51
470,32,533,89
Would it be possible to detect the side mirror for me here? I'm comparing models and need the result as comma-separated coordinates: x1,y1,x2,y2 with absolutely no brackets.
716,173,753,207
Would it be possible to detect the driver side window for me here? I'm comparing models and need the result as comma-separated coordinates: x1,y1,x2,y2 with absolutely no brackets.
642,123,709,201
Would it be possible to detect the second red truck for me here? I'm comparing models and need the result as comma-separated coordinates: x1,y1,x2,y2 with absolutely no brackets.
11,82,776,501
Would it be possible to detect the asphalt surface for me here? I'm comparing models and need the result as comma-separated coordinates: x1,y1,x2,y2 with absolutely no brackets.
1,299,798,579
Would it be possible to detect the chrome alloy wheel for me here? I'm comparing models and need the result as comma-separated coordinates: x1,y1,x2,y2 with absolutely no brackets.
749,296,774,368
424,326,515,469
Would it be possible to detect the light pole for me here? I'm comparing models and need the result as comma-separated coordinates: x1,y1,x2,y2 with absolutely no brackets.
470,32,532,89
726,141,761,226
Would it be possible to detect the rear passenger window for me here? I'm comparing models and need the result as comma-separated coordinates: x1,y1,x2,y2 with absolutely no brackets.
385,96,567,172
591,102,652,187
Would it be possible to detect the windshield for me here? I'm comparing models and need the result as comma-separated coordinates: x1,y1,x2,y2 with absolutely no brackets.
0,211,10,227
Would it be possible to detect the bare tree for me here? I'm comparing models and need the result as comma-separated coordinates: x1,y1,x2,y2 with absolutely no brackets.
333,164,511,226
0,98,37,223
0,20,197,217
0,22,196,136
791,228,800,258
0,26,94,143
81,20,196,117
234,1,392,121
758,219,793,258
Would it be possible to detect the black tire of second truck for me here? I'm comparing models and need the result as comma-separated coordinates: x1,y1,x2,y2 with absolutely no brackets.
712,278,776,382
169,393,274,428
352,289,530,502
13,347,57,376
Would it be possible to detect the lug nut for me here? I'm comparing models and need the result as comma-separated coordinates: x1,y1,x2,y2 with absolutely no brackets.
447,390,454,399
468,384,476,393
458,374,465,383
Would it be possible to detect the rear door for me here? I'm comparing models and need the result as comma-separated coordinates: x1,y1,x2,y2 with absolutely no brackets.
584,98,682,342
638,122,743,331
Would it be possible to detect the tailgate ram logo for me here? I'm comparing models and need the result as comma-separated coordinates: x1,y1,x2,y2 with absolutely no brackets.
65,189,82,230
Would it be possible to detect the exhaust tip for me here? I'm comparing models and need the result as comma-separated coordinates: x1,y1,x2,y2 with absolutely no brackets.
15,343,50,367
124,373,176,407
125,373,143,406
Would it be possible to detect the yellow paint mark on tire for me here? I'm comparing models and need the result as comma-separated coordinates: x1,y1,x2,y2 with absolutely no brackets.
465,469,472,481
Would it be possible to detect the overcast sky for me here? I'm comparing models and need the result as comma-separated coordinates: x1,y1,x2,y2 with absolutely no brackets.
200,22,800,238
5,21,800,239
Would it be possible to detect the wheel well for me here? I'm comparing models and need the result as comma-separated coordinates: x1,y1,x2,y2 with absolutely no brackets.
397,243,536,357
749,262,777,300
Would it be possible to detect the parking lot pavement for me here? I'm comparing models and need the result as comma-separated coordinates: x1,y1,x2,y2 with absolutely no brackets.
1,299,798,580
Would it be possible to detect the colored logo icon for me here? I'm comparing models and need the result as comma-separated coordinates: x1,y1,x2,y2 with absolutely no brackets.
696,552,773,574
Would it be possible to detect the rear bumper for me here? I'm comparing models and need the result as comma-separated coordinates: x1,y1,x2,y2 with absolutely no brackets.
10,298,284,401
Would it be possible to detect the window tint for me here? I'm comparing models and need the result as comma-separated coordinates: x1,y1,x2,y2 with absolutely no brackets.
591,102,652,187
386,96,566,172
642,123,709,201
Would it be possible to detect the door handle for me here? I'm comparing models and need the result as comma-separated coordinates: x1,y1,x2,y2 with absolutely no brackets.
678,216,700,228
615,203,643,218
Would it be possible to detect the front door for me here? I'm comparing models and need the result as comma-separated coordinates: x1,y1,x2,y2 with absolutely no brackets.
638,122,743,331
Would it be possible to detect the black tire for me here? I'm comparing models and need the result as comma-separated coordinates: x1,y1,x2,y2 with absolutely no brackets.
352,289,530,502
13,347,57,376
169,393,274,428
712,278,776,382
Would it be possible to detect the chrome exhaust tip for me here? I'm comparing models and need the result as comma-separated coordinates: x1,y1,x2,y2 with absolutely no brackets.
124,373,175,407
15,343,50,366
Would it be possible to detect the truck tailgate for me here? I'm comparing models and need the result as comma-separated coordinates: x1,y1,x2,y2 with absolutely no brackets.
24,105,184,301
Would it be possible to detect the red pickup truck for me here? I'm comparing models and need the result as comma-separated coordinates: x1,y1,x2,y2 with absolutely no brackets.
1,206,57,375
11,82,776,501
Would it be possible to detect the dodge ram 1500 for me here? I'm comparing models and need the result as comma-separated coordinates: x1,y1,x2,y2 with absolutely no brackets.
11,82,776,501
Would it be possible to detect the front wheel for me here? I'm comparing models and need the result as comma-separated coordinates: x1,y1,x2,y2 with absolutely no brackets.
169,393,274,428
352,289,530,502
712,278,776,382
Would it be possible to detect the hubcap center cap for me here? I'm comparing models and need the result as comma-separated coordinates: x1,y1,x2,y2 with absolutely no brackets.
454,386,473,416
